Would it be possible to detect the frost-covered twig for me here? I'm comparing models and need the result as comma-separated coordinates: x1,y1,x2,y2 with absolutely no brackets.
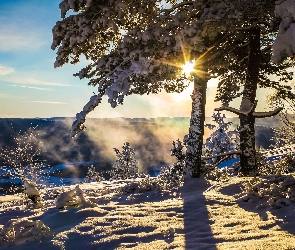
201,150,241,160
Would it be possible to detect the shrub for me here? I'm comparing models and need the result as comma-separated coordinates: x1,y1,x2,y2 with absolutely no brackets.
85,165,105,182
241,175,295,208
109,142,139,180
259,153,295,176
203,112,239,165
0,126,47,194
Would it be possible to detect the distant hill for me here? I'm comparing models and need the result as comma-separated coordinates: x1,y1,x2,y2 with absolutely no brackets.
0,116,282,172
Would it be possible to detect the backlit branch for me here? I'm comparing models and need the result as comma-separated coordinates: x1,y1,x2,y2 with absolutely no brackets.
253,107,283,118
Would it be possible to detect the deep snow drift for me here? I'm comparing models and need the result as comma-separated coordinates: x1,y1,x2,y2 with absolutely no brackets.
0,176,295,249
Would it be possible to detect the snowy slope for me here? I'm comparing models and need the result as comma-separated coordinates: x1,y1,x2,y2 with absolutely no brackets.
0,177,295,249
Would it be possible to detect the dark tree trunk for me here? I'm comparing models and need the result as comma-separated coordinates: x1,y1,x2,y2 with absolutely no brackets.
185,77,207,178
239,113,256,175
239,26,261,175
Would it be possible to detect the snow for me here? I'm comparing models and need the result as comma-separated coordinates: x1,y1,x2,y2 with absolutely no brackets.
23,181,40,197
54,188,78,209
1,176,295,249
0,218,50,245
272,0,295,63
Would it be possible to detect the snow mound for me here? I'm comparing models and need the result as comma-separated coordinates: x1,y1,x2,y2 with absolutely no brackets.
0,218,50,245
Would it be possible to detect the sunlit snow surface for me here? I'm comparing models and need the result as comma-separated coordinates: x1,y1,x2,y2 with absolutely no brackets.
0,177,295,249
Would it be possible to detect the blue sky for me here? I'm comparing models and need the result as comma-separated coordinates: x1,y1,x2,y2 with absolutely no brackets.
0,0,270,119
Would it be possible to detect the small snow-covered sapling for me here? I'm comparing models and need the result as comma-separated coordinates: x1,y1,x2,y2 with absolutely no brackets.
24,180,42,207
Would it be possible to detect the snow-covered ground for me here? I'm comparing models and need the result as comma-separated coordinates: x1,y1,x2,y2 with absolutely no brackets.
0,176,295,249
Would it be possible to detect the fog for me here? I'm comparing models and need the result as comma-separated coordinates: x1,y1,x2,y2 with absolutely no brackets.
4,118,192,173
0,116,277,176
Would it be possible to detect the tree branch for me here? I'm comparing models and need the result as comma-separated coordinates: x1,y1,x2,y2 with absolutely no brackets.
214,105,254,116
202,150,241,160
253,107,283,118
215,100,257,116
162,1,195,14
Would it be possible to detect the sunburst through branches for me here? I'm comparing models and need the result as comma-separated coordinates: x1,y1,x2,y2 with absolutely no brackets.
182,60,196,77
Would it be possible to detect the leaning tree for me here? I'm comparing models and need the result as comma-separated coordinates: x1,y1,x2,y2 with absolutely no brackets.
52,0,295,177
52,0,228,177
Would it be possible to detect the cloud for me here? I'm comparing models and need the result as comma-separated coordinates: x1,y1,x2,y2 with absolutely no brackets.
5,76,71,87
10,85,52,91
0,65,14,75
0,24,47,52
31,101,66,105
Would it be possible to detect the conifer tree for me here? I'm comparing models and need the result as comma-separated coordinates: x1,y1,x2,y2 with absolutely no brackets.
52,0,295,177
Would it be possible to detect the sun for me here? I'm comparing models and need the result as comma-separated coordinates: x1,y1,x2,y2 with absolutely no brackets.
182,60,195,77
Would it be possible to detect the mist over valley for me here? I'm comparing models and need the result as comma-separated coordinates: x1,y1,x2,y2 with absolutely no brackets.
0,116,281,177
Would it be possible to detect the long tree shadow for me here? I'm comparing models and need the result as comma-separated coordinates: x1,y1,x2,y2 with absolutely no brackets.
180,178,221,249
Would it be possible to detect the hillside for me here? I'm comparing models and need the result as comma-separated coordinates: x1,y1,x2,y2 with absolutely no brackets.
0,176,295,249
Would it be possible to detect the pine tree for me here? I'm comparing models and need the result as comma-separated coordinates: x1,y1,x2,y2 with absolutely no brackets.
109,142,138,180
52,0,295,177
203,112,239,165
210,1,295,175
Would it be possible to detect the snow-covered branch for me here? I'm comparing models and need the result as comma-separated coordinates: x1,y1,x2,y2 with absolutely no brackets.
214,104,255,116
202,150,241,160
71,94,102,137
215,99,258,116
162,1,195,14
272,0,295,63
253,107,283,118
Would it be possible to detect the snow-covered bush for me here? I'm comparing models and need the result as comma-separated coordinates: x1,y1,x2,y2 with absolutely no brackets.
203,112,239,165
241,175,295,208
170,139,186,163
23,180,43,208
74,185,97,207
171,138,193,178
0,126,47,192
259,153,295,176
55,185,97,209
84,165,105,183
55,188,79,209
198,112,240,180
223,162,241,177
113,143,186,195
0,218,50,245
154,163,184,193
118,166,183,196
136,174,159,192
109,142,139,180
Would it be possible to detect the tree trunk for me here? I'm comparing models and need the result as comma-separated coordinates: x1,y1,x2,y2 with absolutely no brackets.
239,112,256,175
239,26,261,175
185,77,207,178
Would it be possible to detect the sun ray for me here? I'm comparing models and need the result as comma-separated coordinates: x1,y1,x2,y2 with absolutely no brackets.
149,35,218,79
182,60,195,77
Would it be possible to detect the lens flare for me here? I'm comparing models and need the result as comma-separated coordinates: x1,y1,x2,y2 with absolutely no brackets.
182,60,195,77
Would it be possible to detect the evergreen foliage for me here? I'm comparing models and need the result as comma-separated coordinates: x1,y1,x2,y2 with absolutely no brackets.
52,0,295,177
109,142,139,180
85,165,105,183
203,112,239,165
